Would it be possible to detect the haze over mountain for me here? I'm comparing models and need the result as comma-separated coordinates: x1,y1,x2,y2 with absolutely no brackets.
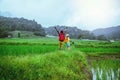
45,25,120,40
92,26,120,40
0,16,120,40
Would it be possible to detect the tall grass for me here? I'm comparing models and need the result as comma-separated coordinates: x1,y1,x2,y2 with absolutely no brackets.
77,47,120,53
91,60,120,80
74,40,120,53
0,45,58,56
0,37,58,44
0,38,120,80
0,50,91,80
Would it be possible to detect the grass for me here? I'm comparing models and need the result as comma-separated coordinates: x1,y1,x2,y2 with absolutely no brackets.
77,47,120,53
91,60,120,80
0,45,58,56
0,37,58,44
0,38,120,80
0,50,91,80
0,38,120,55
74,40,120,53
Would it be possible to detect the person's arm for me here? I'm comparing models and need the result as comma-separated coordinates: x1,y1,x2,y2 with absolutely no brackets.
54,27,59,34
64,27,68,33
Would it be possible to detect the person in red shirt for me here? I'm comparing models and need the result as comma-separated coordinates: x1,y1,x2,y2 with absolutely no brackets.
54,27,67,50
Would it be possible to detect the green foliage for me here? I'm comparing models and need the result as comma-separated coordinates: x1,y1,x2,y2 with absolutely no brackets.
0,27,9,38
0,38,120,55
0,31,9,38
34,31,46,37
74,40,120,53
0,50,90,80
18,32,21,38
91,60,120,80
0,45,58,56
97,35,107,40
0,38,120,80
0,16,46,38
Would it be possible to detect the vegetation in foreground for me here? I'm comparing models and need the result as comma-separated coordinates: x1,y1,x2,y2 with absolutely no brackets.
91,60,120,80
0,38,120,80
0,50,91,80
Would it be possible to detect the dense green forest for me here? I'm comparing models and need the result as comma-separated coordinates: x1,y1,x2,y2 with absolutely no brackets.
0,16,46,38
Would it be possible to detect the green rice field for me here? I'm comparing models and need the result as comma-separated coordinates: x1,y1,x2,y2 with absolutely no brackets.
0,38,120,80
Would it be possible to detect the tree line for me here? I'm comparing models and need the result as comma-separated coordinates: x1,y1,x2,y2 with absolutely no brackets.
0,16,119,40
0,16,46,38
45,25,108,40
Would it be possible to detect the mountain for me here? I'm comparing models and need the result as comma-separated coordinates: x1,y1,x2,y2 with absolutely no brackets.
45,25,83,38
1,16,119,40
45,25,120,40
92,26,120,40
0,16,46,38
44,25,96,39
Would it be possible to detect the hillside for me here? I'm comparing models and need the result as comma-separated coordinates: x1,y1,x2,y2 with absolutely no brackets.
0,16,120,40
92,26,120,40
45,26,82,38
45,25,120,40
0,16,46,38
44,25,95,39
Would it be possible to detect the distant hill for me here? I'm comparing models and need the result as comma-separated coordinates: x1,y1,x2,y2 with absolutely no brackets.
45,25,120,40
44,26,81,38
0,16,120,40
44,25,95,39
92,26,120,40
0,16,46,38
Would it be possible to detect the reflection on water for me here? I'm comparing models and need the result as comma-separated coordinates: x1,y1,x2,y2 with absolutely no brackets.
90,60,120,80
92,68,120,80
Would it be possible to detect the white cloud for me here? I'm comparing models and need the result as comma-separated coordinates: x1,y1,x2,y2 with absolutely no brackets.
0,0,120,30
65,0,120,30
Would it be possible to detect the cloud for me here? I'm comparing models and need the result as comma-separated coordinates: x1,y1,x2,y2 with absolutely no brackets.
0,0,71,26
64,0,120,30
0,0,120,30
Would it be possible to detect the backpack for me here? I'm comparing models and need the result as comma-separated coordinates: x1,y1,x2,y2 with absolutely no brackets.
59,33,65,41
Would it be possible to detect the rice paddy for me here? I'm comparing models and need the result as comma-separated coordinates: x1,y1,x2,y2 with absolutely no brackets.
0,38,120,80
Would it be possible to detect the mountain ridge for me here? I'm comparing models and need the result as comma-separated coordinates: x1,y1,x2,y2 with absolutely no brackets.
92,26,120,39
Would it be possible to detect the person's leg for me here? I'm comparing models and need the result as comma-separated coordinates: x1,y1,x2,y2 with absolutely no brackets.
59,41,63,50
66,42,70,50
67,46,70,50
59,41,62,50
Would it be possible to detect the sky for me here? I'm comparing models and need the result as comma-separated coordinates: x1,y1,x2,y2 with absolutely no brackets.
0,0,120,30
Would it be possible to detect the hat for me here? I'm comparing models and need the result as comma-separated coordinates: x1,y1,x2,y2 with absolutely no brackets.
66,34,69,37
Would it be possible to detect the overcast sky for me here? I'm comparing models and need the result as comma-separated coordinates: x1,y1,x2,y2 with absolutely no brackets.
0,0,120,30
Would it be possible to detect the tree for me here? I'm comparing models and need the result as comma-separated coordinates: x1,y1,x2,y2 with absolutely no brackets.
0,27,9,38
0,16,46,37
97,35,107,40
18,32,21,38
78,34,84,39
34,31,46,37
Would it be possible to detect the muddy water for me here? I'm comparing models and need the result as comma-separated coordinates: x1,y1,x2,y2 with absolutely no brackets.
91,67,120,80
88,55,120,80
